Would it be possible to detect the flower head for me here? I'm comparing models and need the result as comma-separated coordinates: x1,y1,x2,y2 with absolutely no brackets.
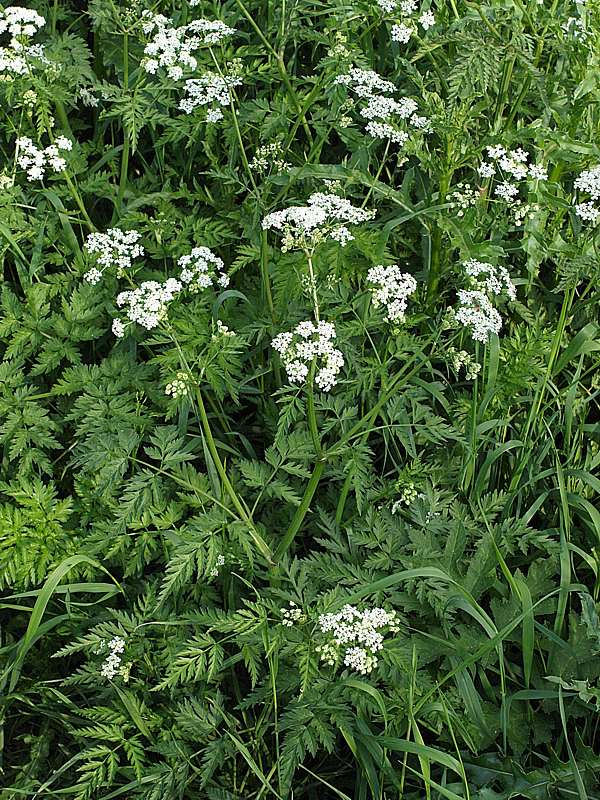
263,192,375,252
272,319,344,391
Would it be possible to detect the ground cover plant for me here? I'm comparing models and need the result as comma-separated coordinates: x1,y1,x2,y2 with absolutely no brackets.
1,0,600,797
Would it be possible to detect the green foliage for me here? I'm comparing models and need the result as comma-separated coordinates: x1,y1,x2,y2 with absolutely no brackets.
1,0,600,798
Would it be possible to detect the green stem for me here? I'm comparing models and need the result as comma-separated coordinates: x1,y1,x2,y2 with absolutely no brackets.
195,387,274,564
306,372,322,458
117,32,130,208
274,460,325,561
508,285,575,494
335,469,353,525
427,169,451,302
63,172,95,231
232,0,313,144
306,251,320,321
260,229,276,322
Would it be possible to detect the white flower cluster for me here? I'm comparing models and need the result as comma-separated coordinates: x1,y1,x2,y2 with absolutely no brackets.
478,145,547,205
0,7,48,76
317,604,399,675
367,264,417,322
455,291,502,343
453,259,515,343
574,166,600,224
463,259,516,300
374,0,435,42
335,67,428,145
280,601,303,626
449,183,479,216
179,72,242,118
249,141,291,174
263,192,375,252
272,320,344,391
178,246,230,292
142,13,235,80
15,136,72,181
99,636,126,679
84,228,144,282
448,347,481,381
114,278,182,337
165,371,190,398
0,6,45,46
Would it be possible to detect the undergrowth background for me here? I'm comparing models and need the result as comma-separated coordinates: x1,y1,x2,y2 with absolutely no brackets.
1,0,600,797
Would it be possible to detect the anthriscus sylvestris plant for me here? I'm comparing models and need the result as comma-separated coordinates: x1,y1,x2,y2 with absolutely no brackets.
1,0,600,798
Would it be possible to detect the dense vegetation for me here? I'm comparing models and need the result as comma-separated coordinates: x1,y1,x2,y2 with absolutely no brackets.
1,0,600,797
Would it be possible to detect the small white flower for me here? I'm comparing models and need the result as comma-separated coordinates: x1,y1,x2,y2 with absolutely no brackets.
84,267,102,285
115,278,181,333
478,162,495,179
463,259,516,300
263,192,375,251
112,319,125,338
14,135,72,182
494,181,519,203
391,23,412,43
575,201,600,223
486,145,506,160
419,11,435,29
179,72,242,115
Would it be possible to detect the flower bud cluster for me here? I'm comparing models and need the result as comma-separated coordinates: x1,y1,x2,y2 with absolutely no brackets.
335,66,429,145
317,604,399,675
447,347,481,381
84,228,144,282
280,601,304,626
263,192,375,252
15,136,72,181
210,553,226,577
165,371,191,398
249,141,291,174
212,320,236,339
367,264,417,322
177,246,230,292
272,319,344,392
574,165,600,224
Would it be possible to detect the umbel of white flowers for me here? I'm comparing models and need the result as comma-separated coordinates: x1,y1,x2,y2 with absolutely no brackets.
15,136,72,182
453,259,516,343
272,320,344,392
367,264,417,322
262,192,375,252
574,165,600,224
316,604,400,675
335,67,429,145
84,228,144,283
